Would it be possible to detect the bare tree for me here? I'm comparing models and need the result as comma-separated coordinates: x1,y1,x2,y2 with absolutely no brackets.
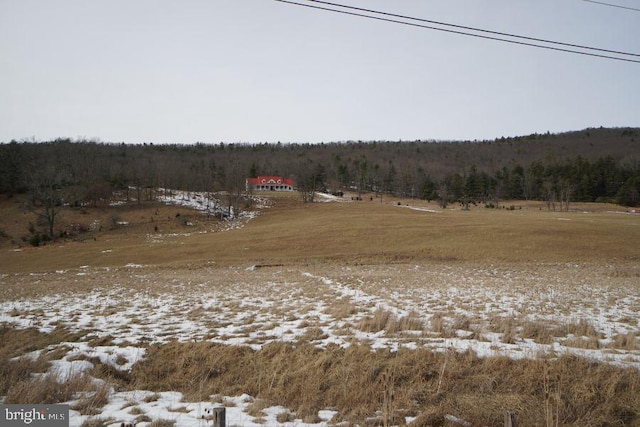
560,180,573,212
437,182,449,208
219,162,250,218
296,160,326,203
27,166,65,239
543,180,558,211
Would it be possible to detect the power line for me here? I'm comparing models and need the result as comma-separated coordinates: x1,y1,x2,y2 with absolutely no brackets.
298,0,640,58
275,0,640,64
579,0,640,12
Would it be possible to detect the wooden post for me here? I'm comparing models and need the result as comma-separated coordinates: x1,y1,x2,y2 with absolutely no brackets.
212,407,226,427
504,410,516,427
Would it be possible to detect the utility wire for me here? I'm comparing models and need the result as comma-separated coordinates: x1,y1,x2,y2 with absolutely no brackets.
298,0,640,58
580,0,640,12
275,0,640,64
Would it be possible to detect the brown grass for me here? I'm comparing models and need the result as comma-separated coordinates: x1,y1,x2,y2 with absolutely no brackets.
299,326,328,342
245,399,271,418
608,332,638,350
128,406,144,415
4,372,102,405
1,195,638,276
80,418,113,427
148,419,176,427
325,299,359,319
562,336,601,350
0,326,118,413
70,381,111,415
125,341,640,426
358,308,392,333
276,410,294,423
560,318,603,339
520,321,553,345
386,311,425,334
0,327,88,396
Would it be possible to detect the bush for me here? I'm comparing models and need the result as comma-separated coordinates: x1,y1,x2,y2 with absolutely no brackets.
29,234,41,247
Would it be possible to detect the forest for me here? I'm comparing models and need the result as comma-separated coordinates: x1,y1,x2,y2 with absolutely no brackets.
1,127,639,211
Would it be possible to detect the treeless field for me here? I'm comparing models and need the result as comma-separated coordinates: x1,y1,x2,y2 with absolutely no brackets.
1,193,639,426
1,193,638,273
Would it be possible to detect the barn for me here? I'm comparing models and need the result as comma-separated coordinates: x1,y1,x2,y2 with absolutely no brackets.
246,176,294,192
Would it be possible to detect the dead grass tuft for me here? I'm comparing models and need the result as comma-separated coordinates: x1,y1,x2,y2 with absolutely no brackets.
80,418,112,427
560,318,603,339
276,411,295,423
562,336,601,350
429,313,447,336
128,406,144,415
385,311,425,334
607,332,638,350
0,326,91,398
358,308,392,333
299,327,329,342
0,356,50,397
325,299,359,319
520,321,554,344
135,414,152,423
4,372,103,405
143,392,162,403
245,399,271,418
357,309,424,335
70,381,111,415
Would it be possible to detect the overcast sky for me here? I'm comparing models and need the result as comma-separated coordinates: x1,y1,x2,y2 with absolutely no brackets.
1,0,639,144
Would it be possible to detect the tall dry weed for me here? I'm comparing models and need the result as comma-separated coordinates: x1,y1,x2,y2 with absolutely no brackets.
385,311,425,334
0,326,89,399
559,318,603,339
357,308,392,333
70,381,111,415
4,372,98,405
521,321,554,344
129,342,640,426
608,332,638,350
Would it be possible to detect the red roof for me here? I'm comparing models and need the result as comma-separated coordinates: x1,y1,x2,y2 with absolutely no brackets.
247,176,294,186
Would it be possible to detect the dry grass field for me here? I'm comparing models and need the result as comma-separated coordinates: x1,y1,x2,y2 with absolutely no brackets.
1,192,639,426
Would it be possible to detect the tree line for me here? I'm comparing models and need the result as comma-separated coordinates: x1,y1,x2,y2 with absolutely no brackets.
0,128,638,216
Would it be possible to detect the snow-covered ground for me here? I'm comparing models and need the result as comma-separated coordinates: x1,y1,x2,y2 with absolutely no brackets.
85,391,337,427
1,261,639,426
3,263,639,364
156,189,269,223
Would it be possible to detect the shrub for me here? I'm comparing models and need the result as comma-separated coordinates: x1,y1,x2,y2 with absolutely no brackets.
29,233,42,247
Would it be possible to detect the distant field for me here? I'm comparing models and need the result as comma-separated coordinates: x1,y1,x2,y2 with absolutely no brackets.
1,193,639,426
1,192,638,273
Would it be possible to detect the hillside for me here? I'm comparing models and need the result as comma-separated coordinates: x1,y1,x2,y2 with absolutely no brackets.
1,127,639,206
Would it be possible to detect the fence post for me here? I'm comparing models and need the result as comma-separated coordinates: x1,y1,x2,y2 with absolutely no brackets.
213,407,226,427
504,410,516,427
